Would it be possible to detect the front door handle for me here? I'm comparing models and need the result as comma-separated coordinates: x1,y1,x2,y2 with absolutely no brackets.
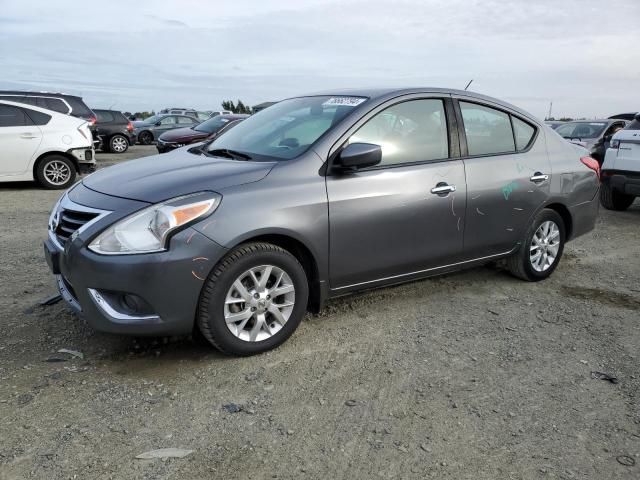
431,183,456,195
530,172,549,183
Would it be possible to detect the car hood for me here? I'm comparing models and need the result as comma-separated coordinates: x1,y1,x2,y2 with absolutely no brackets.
83,149,276,203
159,127,207,142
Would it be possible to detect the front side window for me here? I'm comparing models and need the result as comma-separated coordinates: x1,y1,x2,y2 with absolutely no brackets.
348,99,449,166
0,105,29,127
460,102,515,155
160,116,176,125
207,96,366,160
512,117,536,151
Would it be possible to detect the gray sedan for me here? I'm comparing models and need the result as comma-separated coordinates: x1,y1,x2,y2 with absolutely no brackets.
44,88,600,355
132,114,200,145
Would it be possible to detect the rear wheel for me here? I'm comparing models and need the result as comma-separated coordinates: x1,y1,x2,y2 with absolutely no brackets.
600,183,635,211
35,155,76,189
109,134,129,153
197,243,309,356
138,131,153,145
506,209,565,281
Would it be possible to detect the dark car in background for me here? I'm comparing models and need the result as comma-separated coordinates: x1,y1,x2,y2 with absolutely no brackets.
132,114,200,145
94,109,135,153
156,114,248,153
554,119,627,164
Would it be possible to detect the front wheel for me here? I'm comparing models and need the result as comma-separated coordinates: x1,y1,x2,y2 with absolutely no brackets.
197,243,309,356
35,155,76,189
506,209,565,281
600,183,635,211
138,131,153,145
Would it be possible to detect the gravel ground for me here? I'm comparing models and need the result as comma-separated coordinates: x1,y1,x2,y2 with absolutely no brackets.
1,146,639,479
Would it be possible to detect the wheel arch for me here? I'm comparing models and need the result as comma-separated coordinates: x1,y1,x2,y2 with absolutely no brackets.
542,202,573,240
32,151,79,179
227,231,325,313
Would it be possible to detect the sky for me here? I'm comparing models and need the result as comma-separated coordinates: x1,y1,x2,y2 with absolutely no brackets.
0,0,638,119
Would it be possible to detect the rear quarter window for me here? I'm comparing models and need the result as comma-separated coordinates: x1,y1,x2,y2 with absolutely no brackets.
512,117,536,151
65,97,93,117
44,98,70,114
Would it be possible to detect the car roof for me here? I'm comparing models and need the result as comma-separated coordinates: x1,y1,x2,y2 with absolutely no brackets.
289,87,540,123
0,90,83,100
0,99,76,118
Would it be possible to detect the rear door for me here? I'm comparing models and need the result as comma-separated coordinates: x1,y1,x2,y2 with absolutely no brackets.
326,96,467,289
0,105,42,176
453,98,550,258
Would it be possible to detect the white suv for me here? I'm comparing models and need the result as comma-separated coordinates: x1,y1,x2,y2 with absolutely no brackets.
0,100,95,189
601,114,640,210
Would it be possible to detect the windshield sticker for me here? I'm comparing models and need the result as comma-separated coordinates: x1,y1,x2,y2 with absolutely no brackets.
322,97,366,107
589,123,605,126
220,119,229,122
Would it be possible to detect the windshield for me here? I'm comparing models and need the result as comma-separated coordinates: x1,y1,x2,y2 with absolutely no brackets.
206,96,367,160
555,121,607,139
194,116,234,134
142,115,162,124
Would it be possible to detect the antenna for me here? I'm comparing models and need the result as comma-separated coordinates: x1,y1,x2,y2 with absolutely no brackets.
464,79,473,91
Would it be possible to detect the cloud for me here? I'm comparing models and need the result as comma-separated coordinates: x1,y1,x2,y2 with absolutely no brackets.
0,0,638,117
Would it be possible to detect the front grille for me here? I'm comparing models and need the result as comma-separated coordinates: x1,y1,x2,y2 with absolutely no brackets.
55,208,99,246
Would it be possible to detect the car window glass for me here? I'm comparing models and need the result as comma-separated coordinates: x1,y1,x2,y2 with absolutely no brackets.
96,111,114,122
0,105,29,127
24,108,51,125
512,117,536,151
460,102,515,155
19,96,38,106
177,116,194,124
44,98,69,114
555,122,606,139
160,116,176,125
348,99,448,166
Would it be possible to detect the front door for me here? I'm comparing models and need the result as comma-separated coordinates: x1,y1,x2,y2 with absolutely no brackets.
326,98,466,290
0,105,42,176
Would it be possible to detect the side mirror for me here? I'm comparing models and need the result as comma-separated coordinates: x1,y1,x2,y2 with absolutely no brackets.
334,143,382,171
155,121,162,126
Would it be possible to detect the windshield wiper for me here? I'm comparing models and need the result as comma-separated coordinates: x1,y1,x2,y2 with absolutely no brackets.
207,148,252,161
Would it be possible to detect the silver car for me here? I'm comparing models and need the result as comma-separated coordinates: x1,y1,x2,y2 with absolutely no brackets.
132,114,200,145
44,88,600,355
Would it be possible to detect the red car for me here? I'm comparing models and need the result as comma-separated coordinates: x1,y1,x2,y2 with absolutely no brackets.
156,114,248,153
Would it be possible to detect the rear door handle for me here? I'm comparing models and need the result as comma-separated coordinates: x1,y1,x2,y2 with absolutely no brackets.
530,172,549,183
20,133,38,139
431,183,456,195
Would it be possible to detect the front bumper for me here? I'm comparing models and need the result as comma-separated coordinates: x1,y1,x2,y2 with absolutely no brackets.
602,170,640,197
44,189,228,336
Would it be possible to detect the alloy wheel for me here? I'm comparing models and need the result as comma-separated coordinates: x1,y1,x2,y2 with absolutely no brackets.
43,160,71,186
529,220,560,272
111,136,128,153
224,265,295,342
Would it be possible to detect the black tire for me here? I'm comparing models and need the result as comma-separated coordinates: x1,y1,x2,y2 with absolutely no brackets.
506,208,565,282
138,131,153,145
35,155,76,190
197,242,309,356
109,134,129,153
600,183,635,211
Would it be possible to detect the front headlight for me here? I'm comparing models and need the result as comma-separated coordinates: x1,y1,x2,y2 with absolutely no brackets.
88,192,221,255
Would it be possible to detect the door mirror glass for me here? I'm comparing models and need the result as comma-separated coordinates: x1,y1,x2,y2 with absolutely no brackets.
335,143,382,170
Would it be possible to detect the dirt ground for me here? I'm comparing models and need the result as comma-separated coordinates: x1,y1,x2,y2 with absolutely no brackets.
1,146,639,479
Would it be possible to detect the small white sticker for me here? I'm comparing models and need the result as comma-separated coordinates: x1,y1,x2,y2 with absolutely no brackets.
589,122,605,126
322,97,366,107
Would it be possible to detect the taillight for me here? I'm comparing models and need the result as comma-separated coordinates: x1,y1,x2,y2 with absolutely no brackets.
127,121,133,132
580,156,600,180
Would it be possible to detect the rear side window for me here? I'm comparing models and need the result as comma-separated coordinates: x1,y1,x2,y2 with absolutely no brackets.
349,98,449,166
96,111,114,122
460,102,515,156
160,116,176,125
512,117,536,151
0,105,31,126
44,98,70,114
23,108,51,125
177,116,194,124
